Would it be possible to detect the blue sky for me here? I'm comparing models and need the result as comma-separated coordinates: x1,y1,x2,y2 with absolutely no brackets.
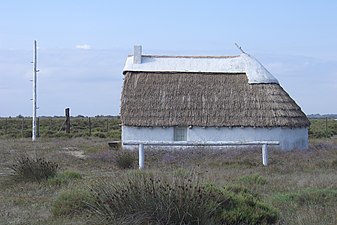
1,0,337,116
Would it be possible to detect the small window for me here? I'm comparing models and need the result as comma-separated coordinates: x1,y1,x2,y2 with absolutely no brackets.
174,127,187,141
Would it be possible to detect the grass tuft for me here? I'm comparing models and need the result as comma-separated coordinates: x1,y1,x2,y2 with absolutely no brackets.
114,151,135,169
272,188,337,206
47,170,82,186
9,155,58,183
52,187,93,217
86,172,278,225
239,173,268,185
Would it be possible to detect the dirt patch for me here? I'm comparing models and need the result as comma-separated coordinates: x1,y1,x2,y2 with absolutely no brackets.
61,147,86,159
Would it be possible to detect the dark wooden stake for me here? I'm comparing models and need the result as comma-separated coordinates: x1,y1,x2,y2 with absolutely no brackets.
49,118,52,131
65,108,70,133
21,117,24,138
325,117,328,137
88,117,92,136
5,118,8,134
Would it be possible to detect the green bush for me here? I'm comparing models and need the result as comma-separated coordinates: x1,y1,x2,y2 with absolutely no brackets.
47,170,82,186
9,156,58,183
92,132,106,138
115,151,135,169
331,159,337,168
309,119,337,138
272,188,337,206
86,173,278,225
108,130,121,139
52,188,93,216
223,184,260,198
87,173,218,224
219,186,278,225
239,173,267,185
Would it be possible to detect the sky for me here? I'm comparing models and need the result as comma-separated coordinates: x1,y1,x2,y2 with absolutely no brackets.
0,0,337,116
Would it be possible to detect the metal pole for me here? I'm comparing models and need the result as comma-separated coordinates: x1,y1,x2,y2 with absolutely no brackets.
32,40,37,141
139,144,144,169
262,144,268,166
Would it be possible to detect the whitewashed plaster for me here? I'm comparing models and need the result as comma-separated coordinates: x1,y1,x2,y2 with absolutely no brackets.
122,126,308,150
123,53,279,84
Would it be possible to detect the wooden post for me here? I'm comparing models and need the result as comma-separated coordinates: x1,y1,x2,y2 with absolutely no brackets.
139,144,144,170
88,117,92,136
262,144,268,166
325,117,328,137
49,118,52,131
65,108,70,133
106,119,109,133
5,118,7,134
21,117,24,138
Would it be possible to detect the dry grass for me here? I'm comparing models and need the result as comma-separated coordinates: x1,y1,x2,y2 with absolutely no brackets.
0,138,336,224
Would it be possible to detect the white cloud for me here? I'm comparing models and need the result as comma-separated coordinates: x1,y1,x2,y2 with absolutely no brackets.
75,44,91,50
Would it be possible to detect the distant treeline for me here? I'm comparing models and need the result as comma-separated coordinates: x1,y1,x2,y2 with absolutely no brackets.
307,114,337,119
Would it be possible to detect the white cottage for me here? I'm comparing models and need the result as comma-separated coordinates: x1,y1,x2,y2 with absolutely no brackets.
121,46,310,150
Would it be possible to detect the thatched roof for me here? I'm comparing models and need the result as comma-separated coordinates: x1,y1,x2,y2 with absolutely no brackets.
120,72,310,128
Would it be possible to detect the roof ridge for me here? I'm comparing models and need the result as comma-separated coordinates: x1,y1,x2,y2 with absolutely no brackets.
123,53,279,84
127,54,240,59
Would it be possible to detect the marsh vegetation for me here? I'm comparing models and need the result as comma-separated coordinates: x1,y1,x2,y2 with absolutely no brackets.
0,136,336,224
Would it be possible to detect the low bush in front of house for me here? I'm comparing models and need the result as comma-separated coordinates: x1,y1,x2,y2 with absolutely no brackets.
85,172,279,225
47,170,82,186
114,151,136,169
52,187,93,217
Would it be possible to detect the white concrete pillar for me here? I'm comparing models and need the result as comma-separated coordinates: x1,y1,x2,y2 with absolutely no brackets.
139,144,144,169
262,144,268,166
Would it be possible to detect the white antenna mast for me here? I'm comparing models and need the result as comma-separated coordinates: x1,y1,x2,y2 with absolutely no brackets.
235,43,246,54
32,40,38,141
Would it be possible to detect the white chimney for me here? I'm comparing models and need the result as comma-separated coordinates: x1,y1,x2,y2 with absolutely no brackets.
133,45,142,64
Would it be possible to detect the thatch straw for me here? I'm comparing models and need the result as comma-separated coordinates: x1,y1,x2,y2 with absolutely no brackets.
121,72,310,128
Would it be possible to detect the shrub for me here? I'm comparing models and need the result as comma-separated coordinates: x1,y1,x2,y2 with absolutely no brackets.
47,170,82,186
220,187,278,225
9,156,58,183
108,130,121,139
93,132,106,138
87,173,219,224
115,151,135,169
331,159,337,168
52,188,93,216
272,188,337,206
223,184,260,198
239,173,268,185
86,173,278,225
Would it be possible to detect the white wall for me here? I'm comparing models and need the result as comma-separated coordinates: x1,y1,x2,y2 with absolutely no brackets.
122,126,308,150
122,126,174,141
